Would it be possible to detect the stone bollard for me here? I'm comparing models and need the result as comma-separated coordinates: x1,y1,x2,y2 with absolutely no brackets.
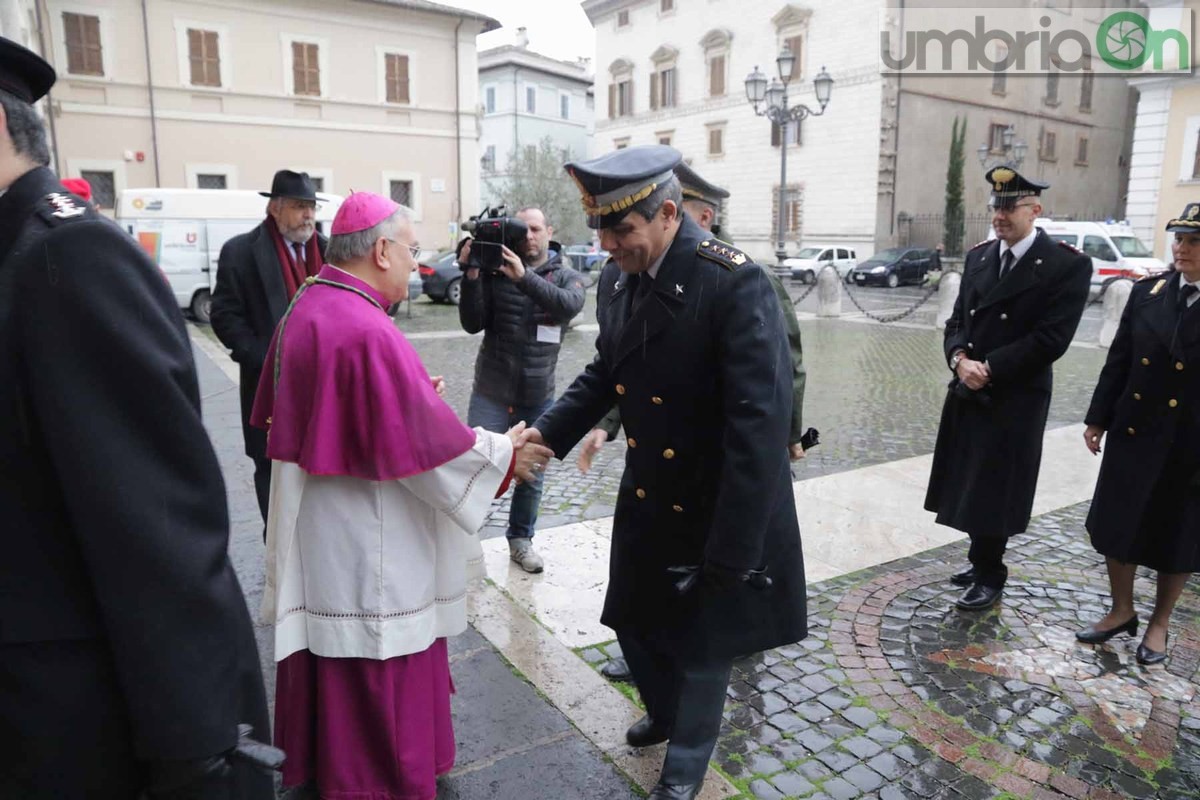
816,265,841,317
1099,279,1133,348
936,270,961,329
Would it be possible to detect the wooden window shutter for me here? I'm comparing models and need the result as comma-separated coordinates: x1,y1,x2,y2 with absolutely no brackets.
293,42,320,95
771,121,781,147
188,29,203,85
787,36,803,80
386,54,410,103
710,55,725,96
65,13,104,75
650,72,659,110
608,83,616,119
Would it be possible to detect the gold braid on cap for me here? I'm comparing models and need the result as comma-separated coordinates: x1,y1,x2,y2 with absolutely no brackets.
580,182,658,216
1168,218,1200,229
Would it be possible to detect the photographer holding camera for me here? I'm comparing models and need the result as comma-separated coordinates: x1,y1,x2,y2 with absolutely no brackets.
458,207,586,573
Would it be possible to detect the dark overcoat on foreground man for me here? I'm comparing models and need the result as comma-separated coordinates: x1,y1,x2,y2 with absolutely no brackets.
925,229,1091,537
1085,270,1200,567
535,215,807,660
0,167,270,798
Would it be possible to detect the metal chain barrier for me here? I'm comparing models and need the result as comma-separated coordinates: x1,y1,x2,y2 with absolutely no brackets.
790,263,942,324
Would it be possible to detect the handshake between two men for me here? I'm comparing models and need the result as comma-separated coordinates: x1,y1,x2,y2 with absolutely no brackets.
506,422,554,483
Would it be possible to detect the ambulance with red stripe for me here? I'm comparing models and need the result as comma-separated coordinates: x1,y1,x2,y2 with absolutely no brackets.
991,219,1167,289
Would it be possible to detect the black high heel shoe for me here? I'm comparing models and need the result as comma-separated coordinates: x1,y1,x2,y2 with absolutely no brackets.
1075,616,1138,644
1136,632,1169,666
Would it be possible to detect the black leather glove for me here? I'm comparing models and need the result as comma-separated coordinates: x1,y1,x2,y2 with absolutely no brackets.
145,725,284,800
702,560,746,591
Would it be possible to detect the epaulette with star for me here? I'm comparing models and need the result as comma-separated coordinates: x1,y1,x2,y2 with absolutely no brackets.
697,238,749,270
968,239,990,251
35,192,89,226
1056,239,1083,254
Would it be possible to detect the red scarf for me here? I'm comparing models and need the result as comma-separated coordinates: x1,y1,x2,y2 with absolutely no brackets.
265,215,320,299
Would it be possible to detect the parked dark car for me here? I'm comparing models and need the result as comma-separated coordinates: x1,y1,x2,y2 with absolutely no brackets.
849,247,937,288
419,250,463,304
563,244,610,273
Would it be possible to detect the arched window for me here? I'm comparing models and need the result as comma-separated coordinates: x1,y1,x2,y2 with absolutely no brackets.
649,45,679,110
608,58,634,119
699,29,732,98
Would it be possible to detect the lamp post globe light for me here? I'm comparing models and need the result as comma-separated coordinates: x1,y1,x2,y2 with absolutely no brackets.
977,124,1028,169
745,48,833,269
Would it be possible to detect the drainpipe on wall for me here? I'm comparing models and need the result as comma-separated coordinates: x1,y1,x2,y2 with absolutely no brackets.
140,0,161,186
454,18,464,231
33,0,61,173
889,0,904,236
513,65,520,164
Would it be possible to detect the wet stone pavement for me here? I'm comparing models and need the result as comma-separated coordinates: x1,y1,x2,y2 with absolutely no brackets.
583,504,1200,799
398,287,1110,538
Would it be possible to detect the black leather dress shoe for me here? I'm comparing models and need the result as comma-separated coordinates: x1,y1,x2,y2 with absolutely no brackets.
601,657,633,682
955,583,1002,611
1136,633,1169,666
649,780,704,799
626,715,670,747
950,567,977,587
1075,616,1137,644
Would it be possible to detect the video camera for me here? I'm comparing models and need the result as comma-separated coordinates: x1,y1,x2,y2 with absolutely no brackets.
461,206,529,273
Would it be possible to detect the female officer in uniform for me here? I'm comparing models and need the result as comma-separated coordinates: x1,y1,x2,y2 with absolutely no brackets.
1077,203,1200,665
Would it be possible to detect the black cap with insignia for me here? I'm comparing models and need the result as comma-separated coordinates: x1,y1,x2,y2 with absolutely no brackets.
1165,202,1200,232
985,164,1048,210
675,161,729,209
564,144,682,229
0,36,56,105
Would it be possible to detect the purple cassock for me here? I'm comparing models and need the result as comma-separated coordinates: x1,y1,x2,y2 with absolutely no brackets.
251,264,477,799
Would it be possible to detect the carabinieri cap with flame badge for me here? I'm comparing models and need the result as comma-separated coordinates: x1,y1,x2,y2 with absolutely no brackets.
1165,202,1200,233
565,144,682,229
985,164,1049,211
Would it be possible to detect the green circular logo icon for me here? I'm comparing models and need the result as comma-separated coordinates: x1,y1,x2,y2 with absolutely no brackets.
1097,11,1151,70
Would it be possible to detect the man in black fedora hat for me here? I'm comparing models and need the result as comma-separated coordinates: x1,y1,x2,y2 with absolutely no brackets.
212,168,327,526
0,35,273,798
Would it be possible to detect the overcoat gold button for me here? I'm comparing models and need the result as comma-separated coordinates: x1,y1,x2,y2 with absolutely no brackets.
1133,393,1142,401
651,396,663,405
1169,399,1179,408
1127,427,1136,435
1141,358,1150,366
969,309,976,316
672,504,684,512
636,488,646,499
627,437,637,448
967,342,974,349
663,448,676,459
615,384,626,395
1000,313,1008,321
1176,361,1185,371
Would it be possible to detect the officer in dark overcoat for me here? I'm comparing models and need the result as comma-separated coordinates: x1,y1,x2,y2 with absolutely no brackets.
1076,204,1200,665
524,145,807,800
0,37,272,799
589,160,810,685
925,165,1091,610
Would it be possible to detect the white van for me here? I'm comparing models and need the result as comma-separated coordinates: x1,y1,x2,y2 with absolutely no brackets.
782,245,858,284
116,188,342,322
989,219,1167,288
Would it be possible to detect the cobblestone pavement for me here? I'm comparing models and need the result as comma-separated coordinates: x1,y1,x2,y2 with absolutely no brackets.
587,503,1200,799
397,291,1109,537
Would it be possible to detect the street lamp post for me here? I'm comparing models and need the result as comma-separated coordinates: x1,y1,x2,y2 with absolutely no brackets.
977,124,1028,170
745,49,833,269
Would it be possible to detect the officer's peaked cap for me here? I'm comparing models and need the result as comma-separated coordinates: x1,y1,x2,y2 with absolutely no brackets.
565,144,682,229
0,36,55,104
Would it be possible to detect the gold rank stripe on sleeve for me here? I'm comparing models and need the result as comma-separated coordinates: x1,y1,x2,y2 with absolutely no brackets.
697,239,748,270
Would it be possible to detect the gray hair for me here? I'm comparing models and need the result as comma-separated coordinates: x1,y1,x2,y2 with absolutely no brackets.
0,89,51,166
628,175,682,223
326,206,411,264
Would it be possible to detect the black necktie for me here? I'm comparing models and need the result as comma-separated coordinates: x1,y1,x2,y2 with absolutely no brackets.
1180,283,1198,312
999,249,1014,281
633,273,655,312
